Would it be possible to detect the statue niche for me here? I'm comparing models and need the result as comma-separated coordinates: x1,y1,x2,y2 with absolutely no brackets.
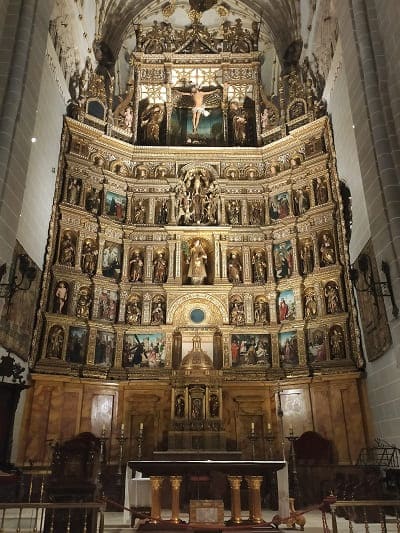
182,238,212,285
137,101,166,146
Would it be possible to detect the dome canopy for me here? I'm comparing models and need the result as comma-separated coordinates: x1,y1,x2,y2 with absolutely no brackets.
181,335,214,370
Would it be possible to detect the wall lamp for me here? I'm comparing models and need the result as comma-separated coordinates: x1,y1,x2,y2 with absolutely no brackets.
0,254,37,306
350,253,399,319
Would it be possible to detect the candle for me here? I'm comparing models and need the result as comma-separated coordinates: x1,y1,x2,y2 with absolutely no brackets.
251,422,255,432
267,423,271,431
289,425,293,435
102,424,106,432
140,422,144,431
121,423,125,434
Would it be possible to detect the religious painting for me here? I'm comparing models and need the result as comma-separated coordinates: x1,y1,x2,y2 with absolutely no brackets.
66,326,87,364
102,242,122,280
307,329,326,363
104,191,126,221
95,331,115,366
123,333,166,368
277,290,296,322
98,289,118,322
53,280,69,314
0,242,40,360
279,331,298,366
273,240,294,280
170,84,224,147
269,192,290,221
352,240,392,361
230,334,271,367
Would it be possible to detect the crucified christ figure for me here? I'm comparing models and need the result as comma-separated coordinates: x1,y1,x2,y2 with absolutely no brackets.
179,85,220,134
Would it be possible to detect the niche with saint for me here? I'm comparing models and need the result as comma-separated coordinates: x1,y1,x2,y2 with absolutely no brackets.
182,238,214,285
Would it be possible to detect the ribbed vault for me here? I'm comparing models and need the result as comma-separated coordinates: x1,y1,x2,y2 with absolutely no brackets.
96,0,300,64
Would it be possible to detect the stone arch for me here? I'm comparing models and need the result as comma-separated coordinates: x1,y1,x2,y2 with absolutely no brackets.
167,293,228,326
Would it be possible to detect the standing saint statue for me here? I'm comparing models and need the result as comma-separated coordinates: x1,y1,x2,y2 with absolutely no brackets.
187,239,207,284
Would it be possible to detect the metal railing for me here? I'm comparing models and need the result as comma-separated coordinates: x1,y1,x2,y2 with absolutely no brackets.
0,502,105,533
330,500,400,533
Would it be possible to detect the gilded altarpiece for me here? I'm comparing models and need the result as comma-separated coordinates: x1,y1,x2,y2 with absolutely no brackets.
20,15,368,468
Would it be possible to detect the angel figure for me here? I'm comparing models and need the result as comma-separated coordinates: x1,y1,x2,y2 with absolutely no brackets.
140,103,164,144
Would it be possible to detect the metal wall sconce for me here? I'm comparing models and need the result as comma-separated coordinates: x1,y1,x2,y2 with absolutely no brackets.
0,254,37,307
350,253,399,319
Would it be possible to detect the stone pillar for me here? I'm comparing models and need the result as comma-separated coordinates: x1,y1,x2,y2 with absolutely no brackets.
170,476,183,523
122,243,131,282
86,327,96,365
266,244,275,280
227,475,242,524
220,197,226,224
244,293,253,324
149,476,164,523
126,192,133,222
264,196,270,225
245,476,264,524
142,293,152,325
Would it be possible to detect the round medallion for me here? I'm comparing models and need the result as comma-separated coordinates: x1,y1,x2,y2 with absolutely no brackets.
190,308,205,324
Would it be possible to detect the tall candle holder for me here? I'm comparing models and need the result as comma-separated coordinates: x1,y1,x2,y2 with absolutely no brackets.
116,426,128,486
264,427,275,460
99,426,109,464
286,428,300,505
137,423,144,459
248,424,259,460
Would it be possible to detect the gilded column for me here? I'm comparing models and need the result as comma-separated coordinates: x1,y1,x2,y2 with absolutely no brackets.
150,476,164,523
220,241,228,280
242,246,251,283
241,198,249,225
227,475,242,524
122,241,131,282
168,241,175,280
169,192,176,224
114,328,124,368
214,235,221,280
264,196,270,225
175,237,182,282
245,476,264,523
149,197,156,224
271,333,280,368
170,476,183,524
145,245,153,282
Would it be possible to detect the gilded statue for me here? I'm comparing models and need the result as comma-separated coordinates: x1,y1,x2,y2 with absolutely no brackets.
153,252,168,283
228,252,242,283
126,300,142,325
76,287,92,319
187,239,207,284
252,251,267,283
129,251,144,282
319,233,336,266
